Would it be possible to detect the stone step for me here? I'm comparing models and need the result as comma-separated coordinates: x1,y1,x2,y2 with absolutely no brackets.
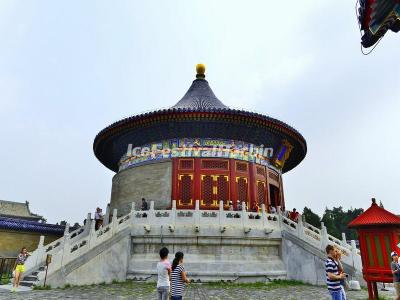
127,269,287,283
22,275,38,282
129,260,286,273
19,280,36,287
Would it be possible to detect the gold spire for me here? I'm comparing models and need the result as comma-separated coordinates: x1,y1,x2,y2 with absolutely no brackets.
196,63,206,79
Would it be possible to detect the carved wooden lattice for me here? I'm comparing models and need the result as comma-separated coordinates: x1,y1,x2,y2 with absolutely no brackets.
216,176,229,203
179,159,193,170
236,162,248,172
201,175,214,206
237,177,248,202
269,171,279,182
256,165,266,176
180,175,192,204
201,159,228,170
257,181,266,205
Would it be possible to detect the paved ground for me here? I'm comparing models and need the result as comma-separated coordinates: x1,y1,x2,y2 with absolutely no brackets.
0,281,396,300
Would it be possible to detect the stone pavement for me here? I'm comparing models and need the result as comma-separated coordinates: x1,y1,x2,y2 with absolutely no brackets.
0,281,396,300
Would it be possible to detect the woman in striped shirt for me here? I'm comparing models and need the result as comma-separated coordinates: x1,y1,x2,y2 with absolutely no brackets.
170,252,190,300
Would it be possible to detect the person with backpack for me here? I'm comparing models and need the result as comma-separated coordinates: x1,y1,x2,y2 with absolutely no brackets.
170,251,190,300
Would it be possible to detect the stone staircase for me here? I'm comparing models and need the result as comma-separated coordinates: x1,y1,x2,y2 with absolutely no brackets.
19,266,45,287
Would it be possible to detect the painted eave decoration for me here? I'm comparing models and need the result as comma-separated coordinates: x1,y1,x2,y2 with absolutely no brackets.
358,0,400,48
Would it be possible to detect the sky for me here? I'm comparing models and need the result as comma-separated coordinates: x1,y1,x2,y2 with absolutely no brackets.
0,1,399,224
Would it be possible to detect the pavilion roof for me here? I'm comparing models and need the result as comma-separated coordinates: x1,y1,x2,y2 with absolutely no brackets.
348,198,400,228
0,199,43,221
0,216,65,235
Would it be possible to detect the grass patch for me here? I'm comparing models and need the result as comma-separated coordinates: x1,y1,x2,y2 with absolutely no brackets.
33,284,51,290
203,279,307,290
0,278,11,285
0,274,12,285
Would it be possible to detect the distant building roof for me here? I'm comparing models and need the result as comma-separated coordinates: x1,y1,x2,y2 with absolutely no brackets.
0,200,44,221
348,198,400,228
0,216,65,235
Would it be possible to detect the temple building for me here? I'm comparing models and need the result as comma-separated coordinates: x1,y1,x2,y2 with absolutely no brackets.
21,65,367,288
0,200,65,257
94,65,307,215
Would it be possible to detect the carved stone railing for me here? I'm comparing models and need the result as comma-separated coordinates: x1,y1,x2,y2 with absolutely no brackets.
131,200,280,233
24,210,131,278
25,199,361,282
279,213,362,272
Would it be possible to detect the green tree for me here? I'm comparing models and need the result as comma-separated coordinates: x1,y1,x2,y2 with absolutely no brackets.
302,207,321,229
321,208,341,239
318,206,364,240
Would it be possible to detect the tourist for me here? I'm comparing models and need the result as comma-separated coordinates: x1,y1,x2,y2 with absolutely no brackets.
252,203,259,213
171,251,190,300
157,247,171,300
325,244,346,300
12,247,31,291
228,201,234,211
269,205,277,214
141,198,148,211
334,247,348,299
237,201,242,211
391,251,400,300
290,208,299,222
94,207,103,230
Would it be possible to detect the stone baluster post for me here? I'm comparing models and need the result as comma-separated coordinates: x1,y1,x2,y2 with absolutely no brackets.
296,215,304,239
61,223,71,267
320,222,329,249
64,223,70,236
84,213,92,234
111,208,118,234
218,200,224,226
171,200,177,226
104,204,111,226
342,232,347,246
147,201,155,225
195,200,200,225
241,201,247,228
34,235,46,267
261,203,267,227
276,206,283,229
130,202,136,225
350,240,360,269
88,218,97,249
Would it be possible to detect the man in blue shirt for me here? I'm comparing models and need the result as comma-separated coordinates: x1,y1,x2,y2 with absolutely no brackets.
325,244,346,300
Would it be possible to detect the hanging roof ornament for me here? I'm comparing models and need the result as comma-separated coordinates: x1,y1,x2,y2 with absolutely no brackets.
357,0,400,50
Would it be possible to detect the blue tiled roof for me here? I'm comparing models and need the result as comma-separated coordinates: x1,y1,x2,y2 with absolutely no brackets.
0,216,65,235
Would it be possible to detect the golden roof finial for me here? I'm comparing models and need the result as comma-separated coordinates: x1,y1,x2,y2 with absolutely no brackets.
196,63,206,79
